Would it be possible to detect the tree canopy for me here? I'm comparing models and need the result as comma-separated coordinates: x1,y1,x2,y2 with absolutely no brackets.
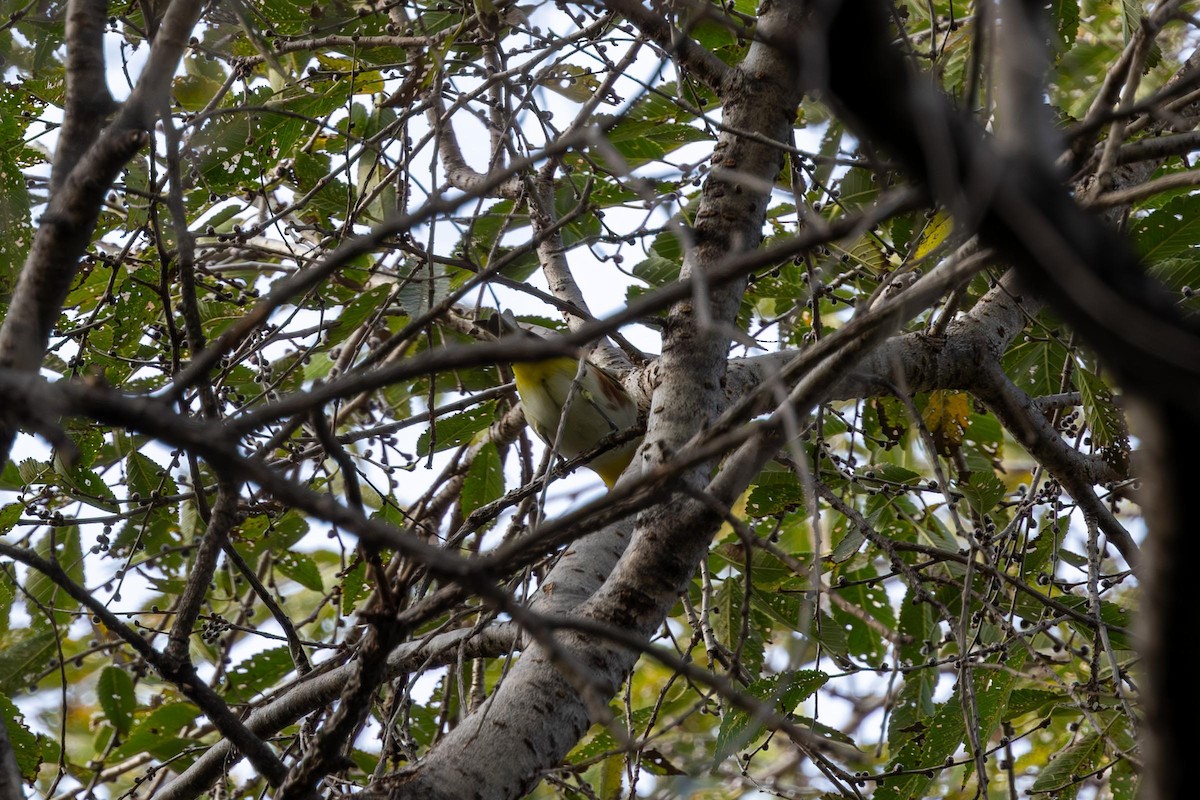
0,0,1196,798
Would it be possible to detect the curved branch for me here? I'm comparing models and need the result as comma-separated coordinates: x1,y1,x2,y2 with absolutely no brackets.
163,485,240,667
0,540,289,785
973,365,1136,563
427,90,523,199
597,0,732,90
820,0,1200,397
0,0,208,463
154,623,521,800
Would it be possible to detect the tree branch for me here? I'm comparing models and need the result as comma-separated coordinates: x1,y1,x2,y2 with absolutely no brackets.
370,2,811,795
50,0,116,193
0,540,289,785
820,0,1200,399
0,0,208,464
164,486,240,667
597,0,732,90
154,620,520,800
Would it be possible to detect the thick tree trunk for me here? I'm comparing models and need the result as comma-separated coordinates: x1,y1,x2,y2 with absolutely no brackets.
364,2,812,797
1135,400,1199,800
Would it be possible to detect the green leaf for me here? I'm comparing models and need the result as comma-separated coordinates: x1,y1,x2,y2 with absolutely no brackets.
603,119,708,167
0,460,25,491
790,715,858,747
0,628,56,693
1025,512,1067,574
416,402,497,457
462,442,504,516
632,228,684,287
16,458,48,486
1118,0,1160,64
0,572,13,636
329,284,393,346
569,706,659,763
54,455,120,513
1003,336,1070,397
828,231,885,272
302,352,334,382
1004,688,1060,719
865,463,922,486
109,701,201,761
27,526,85,626
1059,597,1134,649
747,588,803,631
811,122,844,189
123,154,153,232
876,696,965,800
97,665,137,736
126,451,179,503
889,671,940,749
1030,732,1103,798
540,64,601,103
746,468,805,516
829,522,865,563
173,72,225,111
179,499,205,542
271,512,312,550
274,550,325,592
1047,0,1080,53
1076,366,1127,454
1110,757,1137,800
0,692,44,780
974,649,1026,743
734,548,803,591
291,151,349,224
865,395,909,447
714,671,828,763
0,502,22,534
630,252,680,287
896,586,935,664
394,259,452,318
831,567,894,662
460,199,527,265
340,559,369,615
890,590,937,735
1131,193,1200,261
225,647,296,703
833,166,879,212
0,86,32,297
690,14,743,62
957,472,1005,516
711,578,764,676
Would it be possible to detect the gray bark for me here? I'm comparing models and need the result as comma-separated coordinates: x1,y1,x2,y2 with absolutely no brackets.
362,2,813,797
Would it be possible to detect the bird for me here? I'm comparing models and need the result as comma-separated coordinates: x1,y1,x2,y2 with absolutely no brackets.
495,312,641,488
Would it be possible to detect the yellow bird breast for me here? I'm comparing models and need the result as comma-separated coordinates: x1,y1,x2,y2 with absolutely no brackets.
511,357,640,487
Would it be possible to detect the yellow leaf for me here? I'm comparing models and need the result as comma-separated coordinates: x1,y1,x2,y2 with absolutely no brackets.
914,210,953,260
922,390,971,454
